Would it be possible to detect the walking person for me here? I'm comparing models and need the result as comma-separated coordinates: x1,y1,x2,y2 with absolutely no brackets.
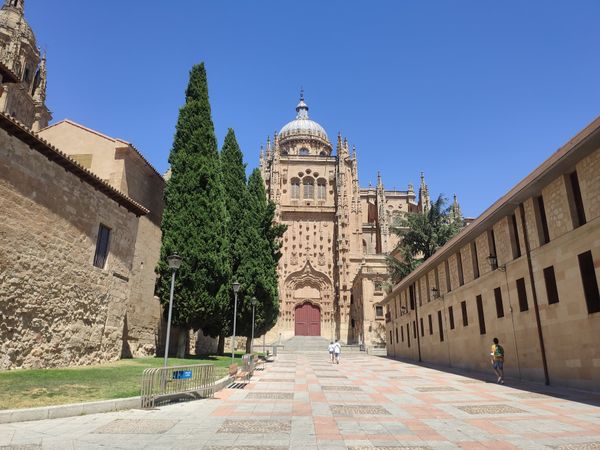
333,339,341,364
328,341,335,363
490,337,505,384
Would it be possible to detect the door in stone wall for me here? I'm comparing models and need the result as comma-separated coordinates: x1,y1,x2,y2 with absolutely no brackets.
295,303,321,336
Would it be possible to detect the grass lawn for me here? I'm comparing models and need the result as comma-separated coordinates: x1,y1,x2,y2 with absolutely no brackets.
0,353,244,410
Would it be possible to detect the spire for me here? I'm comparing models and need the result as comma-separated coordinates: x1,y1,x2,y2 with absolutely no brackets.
4,0,24,14
450,193,463,224
295,89,309,120
32,53,47,103
377,171,383,189
418,171,430,213
352,145,357,160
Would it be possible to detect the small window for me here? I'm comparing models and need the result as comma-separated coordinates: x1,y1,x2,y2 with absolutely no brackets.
569,171,586,228
413,320,417,339
374,281,383,292
375,305,383,317
401,326,404,342
471,242,479,279
488,229,498,265
448,306,455,330
351,318,355,328
420,318,424,337
437,310,444,342
461,300,468,327
409,286,415,310
303,178,314,199
428,314,433,335
476,295,486,335
456,252,464,286
93,224,111,268
290,178,300,199
516,278,528,312
578,250,600,314
510,213,522,258
395,327,399,344
389,330,393,344
494,287,504,318
299,147,309,156
445,260,452,292
536,196,550,245
544,266,560,305
407,324,411,348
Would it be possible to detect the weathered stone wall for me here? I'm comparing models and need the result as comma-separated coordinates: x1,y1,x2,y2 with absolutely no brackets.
0,127,139,369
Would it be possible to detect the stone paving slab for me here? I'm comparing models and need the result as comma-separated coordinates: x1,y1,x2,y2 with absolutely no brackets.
1,353,600,448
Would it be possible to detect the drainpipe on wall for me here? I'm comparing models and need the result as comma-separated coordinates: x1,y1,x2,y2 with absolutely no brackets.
518,203,550,385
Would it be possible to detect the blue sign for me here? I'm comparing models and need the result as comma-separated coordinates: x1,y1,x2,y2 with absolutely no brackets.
172,370,193,380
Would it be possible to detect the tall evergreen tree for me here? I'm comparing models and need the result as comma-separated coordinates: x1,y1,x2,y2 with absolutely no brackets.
156,63,230,356
387,194,461,283
219,129,247,353
235,169,286,352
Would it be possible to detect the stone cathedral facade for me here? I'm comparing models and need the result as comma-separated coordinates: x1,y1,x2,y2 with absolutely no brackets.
260,95,447,345
0,0,50,131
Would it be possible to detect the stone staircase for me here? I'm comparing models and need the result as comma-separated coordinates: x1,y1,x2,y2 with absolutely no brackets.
280,336,364,353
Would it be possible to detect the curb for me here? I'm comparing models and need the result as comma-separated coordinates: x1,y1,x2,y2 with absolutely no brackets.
0,374,234,424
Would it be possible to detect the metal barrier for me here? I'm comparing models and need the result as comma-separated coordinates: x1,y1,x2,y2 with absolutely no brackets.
140,363,215,409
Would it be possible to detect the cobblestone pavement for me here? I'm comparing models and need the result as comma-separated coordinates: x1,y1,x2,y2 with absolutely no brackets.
1,353,600,449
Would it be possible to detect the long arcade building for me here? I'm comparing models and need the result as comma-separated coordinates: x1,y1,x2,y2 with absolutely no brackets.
381,115,600,391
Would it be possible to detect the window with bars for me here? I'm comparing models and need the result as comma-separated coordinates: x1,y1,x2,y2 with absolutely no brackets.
93,224,111,269
290,178,300,199
303,178,314,199
317,179,327,200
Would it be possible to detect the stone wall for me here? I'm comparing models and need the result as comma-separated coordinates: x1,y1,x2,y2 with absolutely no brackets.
0,126,140,369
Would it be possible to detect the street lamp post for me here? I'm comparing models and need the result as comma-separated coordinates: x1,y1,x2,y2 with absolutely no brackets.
164,254,182,369
250,297,258,354
231,281,241,363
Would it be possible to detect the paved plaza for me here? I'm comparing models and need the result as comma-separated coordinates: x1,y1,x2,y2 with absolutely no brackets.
1,353,600,449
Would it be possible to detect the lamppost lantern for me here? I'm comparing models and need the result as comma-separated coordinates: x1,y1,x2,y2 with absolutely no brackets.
431,287,440,299
232,281,241,294
167,254,182,270
487,254,498,269
164,254,183,369
250,296,258,307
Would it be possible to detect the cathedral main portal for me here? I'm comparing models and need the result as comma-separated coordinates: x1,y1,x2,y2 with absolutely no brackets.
295,303,321,336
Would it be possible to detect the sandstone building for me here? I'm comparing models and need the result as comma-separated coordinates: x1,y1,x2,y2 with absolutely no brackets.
0,0,164,368
381,116,600,391
260,95,444,347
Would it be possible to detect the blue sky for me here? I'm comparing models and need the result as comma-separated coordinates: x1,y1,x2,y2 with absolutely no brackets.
30,0,600,218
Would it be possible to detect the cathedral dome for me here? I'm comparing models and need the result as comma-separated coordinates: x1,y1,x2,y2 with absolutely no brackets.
279,96,330,144
0,5,35,47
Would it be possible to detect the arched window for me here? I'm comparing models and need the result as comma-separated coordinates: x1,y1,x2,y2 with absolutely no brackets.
299,147,309,156
290,178,300,199
303,178,314,199
317,178,327,200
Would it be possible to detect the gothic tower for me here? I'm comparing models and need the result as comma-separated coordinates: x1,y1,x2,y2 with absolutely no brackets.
0,0,51,130
261,93,363,342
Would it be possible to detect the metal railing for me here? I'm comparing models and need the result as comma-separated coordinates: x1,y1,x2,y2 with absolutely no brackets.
141,363,216,409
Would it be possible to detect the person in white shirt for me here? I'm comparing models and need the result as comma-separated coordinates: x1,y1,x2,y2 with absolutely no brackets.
328,341,334,363
333,340,341,364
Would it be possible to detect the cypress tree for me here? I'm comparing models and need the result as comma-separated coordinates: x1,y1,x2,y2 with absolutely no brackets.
219,129,247,353
156,63,230,356
235,169,286,352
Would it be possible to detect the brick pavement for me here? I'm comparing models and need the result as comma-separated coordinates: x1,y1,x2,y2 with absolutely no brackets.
0,352,599,449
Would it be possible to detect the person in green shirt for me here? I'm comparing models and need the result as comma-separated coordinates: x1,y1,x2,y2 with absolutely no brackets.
490,337,505,384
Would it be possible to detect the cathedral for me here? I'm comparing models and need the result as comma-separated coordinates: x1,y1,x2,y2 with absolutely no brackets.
0,0,50,131
260,94,451,347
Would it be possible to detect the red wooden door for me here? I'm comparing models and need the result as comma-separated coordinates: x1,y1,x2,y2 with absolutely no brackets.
295,303,321,336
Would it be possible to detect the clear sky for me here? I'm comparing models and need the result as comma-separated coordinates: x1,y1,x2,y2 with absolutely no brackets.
30,0,600,218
